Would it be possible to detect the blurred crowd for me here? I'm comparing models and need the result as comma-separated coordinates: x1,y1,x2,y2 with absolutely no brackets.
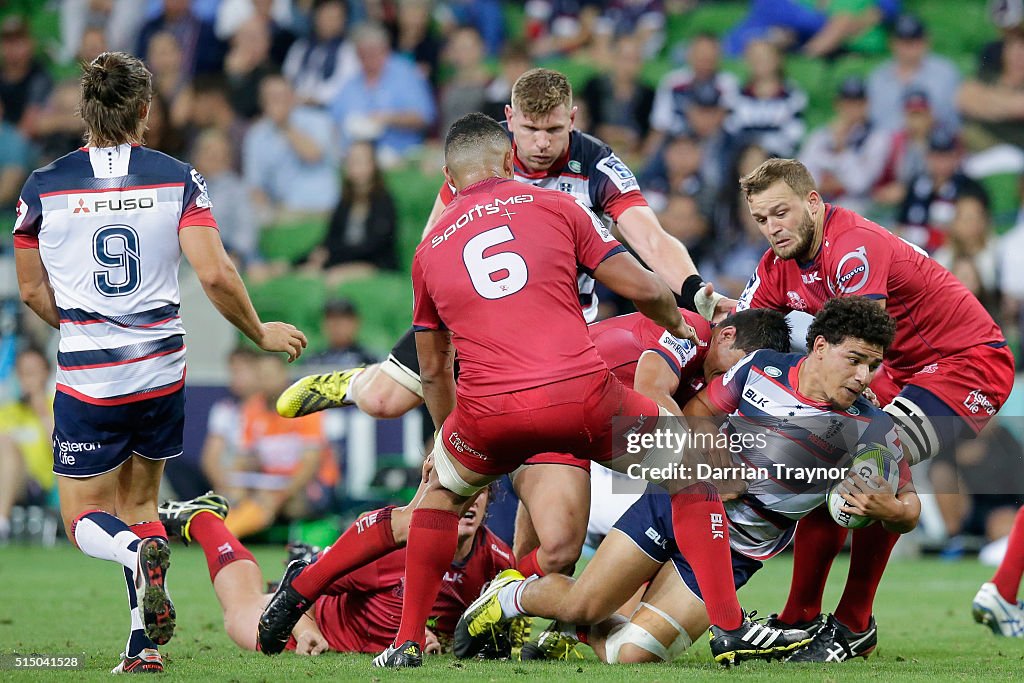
1,0,1023,548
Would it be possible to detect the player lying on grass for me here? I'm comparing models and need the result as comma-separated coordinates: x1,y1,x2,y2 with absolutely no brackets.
158,488,512,655
455,297,920,666
510,306,792,579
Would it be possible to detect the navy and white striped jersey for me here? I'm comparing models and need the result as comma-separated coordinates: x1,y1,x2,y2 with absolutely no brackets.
705,349,907,560
13,144,217,404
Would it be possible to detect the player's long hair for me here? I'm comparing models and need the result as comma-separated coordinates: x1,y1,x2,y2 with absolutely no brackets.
79,52,153,148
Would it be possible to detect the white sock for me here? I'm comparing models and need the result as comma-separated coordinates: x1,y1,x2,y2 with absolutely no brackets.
557,621,581,640
497,575,537,620
123,567,155,656
346,367,367,403
73,511,140,571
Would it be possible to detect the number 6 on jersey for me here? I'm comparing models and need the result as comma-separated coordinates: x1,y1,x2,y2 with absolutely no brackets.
462,225,528,299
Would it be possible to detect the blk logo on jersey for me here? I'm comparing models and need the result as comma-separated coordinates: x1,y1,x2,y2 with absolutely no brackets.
68,189,158,215
645,526,669,549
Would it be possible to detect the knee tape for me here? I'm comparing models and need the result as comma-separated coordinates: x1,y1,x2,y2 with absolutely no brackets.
432,433,486,497
381,354,424,398
883,396,940,465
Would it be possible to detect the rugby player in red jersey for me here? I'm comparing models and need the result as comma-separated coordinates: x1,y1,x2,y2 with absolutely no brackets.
156,489,512,656
280,68,724,584
698,158,1015,660
257,113,808,668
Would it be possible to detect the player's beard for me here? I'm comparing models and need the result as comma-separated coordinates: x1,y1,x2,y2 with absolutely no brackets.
772,209,816,261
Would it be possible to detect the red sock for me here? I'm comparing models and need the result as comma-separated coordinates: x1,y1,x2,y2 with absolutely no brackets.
292,507,396,600
130,521,167,539
670,483,742,630
188,511,256,582
834,522,899,632
393,508,460,646
518,548,547,577
778,506,848,625
992,507,1024,604
575,626,590,645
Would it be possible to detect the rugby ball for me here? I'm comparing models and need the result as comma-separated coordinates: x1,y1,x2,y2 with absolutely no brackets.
826,444,901,529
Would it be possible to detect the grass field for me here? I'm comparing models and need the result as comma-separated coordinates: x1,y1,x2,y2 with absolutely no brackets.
1,543,1022,680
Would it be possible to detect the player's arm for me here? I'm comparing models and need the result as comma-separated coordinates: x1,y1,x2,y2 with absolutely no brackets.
416,329,455,430
634,351,683,416
839,436,919,533
840,473,920,534
180,225,306,361
14,247,58,329
592,252,695,342
291,611,329,656
615,204,697,290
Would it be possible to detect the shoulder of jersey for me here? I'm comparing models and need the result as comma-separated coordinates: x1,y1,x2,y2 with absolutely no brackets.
751,349,801,374
570,130,614,166
132,146,193,174
31,148,90,180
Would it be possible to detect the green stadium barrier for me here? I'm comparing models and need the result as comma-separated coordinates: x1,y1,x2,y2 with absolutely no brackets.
247,273,327,352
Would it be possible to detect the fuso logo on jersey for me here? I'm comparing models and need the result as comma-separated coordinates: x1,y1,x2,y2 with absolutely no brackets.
68,189,158,215
835,247,870,294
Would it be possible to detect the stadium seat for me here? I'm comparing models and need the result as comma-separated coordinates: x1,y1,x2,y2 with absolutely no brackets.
665,1,748,45
538,57,598,92
910,0,996,59
246,273,327,351
978,172,1022,234
785,56,830,129
385,166,444,271
258,216,329,264
335,273,414,355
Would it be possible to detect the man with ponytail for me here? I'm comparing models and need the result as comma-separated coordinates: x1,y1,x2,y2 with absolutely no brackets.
12,52,307,673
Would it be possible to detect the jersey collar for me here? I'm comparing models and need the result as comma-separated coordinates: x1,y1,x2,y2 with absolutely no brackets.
788,358,834,410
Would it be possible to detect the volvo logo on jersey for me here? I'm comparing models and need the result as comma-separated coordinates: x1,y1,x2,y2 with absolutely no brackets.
68,189,158,215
